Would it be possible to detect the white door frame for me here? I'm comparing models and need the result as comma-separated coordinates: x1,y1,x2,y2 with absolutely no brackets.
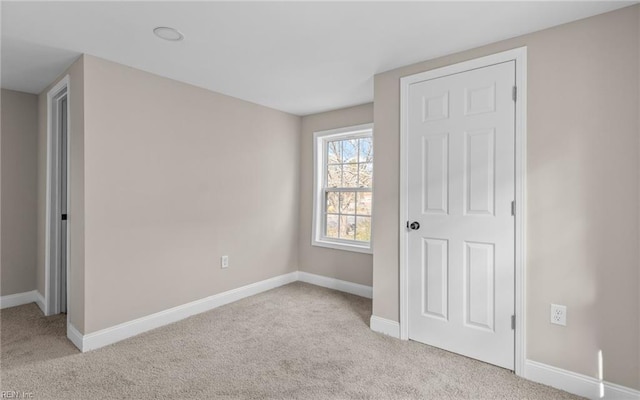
44,75,71,317
399,47,527,376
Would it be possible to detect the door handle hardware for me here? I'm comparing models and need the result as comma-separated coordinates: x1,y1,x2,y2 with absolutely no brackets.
409,221,420,230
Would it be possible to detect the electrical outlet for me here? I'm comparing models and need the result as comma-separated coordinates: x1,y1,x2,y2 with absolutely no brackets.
220,255,229,269
550,304,566,326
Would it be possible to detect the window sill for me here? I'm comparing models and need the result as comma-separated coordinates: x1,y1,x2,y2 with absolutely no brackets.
312,239,372,254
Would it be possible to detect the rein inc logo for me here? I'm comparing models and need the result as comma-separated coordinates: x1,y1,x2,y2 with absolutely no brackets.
1,391,33,399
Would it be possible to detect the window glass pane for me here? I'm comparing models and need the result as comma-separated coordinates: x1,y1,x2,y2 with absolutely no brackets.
316,129,373,248
355,217,371,242
326,214,339,238
327,140,342,164
327,165,342,187
339,215,356,240
356,192,372,216
359,138,373,162
326,192,339,213
342,139,358,163
343,163,359,188
339,192,356,214
358,163,373,188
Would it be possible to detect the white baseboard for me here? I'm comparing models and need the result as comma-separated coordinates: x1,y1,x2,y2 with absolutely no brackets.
67,322,84,351
59,271,374,353
298,271,372,299
525,359,640,399
35,291,46,314
370,315,400,338
79,271,299,352
0,290,39,309
48,268,640,400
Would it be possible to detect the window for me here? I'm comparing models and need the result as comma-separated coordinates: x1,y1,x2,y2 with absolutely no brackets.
313,123,373,253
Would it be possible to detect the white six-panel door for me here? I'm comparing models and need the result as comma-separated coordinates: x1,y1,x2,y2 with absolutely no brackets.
407,61,516,369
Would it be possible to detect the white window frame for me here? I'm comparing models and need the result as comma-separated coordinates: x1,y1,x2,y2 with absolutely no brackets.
312,123,374,254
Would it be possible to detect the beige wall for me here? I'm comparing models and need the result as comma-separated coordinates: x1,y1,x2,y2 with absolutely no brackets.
1,89,38,296
299,104,373,286
81,56,300,333
372,5,640,389
37,56,85,331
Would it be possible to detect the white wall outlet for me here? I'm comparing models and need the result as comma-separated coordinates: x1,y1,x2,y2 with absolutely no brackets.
220,255,229,269
550,304,567,326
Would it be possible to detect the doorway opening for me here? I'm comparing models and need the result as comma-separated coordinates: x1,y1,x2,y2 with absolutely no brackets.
45,76,70,317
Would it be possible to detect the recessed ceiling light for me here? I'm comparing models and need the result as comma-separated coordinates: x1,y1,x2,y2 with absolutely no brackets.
153,27,184,42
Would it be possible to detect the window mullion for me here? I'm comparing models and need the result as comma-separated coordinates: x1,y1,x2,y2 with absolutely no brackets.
324,187,371,193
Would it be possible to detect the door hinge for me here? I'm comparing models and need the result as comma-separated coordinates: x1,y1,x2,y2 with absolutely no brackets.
512,86,517,102
61,214,68,221
511,315,516,330
511,201,515,216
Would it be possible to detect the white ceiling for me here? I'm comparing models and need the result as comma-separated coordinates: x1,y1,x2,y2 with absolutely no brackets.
1,1,634,116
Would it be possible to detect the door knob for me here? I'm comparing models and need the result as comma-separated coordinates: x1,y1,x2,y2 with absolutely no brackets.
409,221,420,230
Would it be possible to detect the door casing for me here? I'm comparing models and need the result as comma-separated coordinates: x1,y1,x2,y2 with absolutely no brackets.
45,75,71,319
399,47,527,376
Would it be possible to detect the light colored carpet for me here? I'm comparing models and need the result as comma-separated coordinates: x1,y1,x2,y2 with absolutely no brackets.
1,282,578,399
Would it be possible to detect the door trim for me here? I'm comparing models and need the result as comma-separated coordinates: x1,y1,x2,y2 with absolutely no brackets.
399,47,527,376
45,75,71,317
